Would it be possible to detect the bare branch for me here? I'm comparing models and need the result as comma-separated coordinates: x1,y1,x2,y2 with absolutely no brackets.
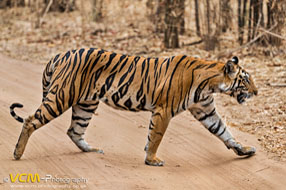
215,24,277,59
36,0,53,28
258,27,286,40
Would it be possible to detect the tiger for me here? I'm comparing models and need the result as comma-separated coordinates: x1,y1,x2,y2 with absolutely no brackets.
10,48,258,166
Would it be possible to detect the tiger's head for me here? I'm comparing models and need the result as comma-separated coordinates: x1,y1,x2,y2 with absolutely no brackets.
221,56,258,104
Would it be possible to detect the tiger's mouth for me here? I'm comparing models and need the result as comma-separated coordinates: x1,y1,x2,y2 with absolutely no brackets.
237,92,251,104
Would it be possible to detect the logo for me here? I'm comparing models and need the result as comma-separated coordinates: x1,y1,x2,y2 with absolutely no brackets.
3,173,88,189
9,173,40,183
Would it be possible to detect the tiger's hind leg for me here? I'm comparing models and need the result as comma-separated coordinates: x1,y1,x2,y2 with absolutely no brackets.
67,102,103,153
14,100,65,160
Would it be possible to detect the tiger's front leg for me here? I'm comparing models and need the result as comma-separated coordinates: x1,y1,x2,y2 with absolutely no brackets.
189,96,256,156
144,108,171,166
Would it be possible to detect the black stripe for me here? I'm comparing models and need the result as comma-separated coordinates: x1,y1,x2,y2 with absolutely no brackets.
185,63,202,105
187,59,197,69
16,117,24,123
104,53,117,70
53,54,60,62
99,85,106,98
88,49,105,74
158,58,167,78
43,115,50,124
119,57,129,72
118,72,128,86
32,123,37,130
176,60,190,113
198,108,216,121
206,63,217,69
124,98,132,109
194,80,208,103
105,72,116,90
137,94,146,110
80,108,96,113
112,92,119,104
128,63,133,72
11,111,16,117
152,79,168,106
202,98,214,107
213,120,222,134
148,135,151,142
144,58,150,81
35,109,44,125
200,95,209,102
194,74,220,103
68,128,83,136
84,48,95,65
165,58,170,74
50,84,58,94
56,95,63,115
153,58,159,77
230,78,238,91
43,103,57,118
72,115,91,121
68,78,76,106
146,77,150,93
171,96,175,117
141,59,146,76
136,81,144,101
208,122,217,133
166,55,187,108
76,122,89,128
218,127,226,137
63,51,71,61
119,83,129,98
111,55,126,73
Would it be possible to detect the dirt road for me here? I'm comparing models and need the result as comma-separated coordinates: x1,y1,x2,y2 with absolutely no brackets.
0,54,285,190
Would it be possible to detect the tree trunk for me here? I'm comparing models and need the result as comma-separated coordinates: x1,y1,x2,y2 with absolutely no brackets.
194,0,201,37
267,0,286,46
92,0,103,22
247,0,253,42
155,0,165,33
46,0,75,12
179,0,185,34
164,0,179,48
238,0,242,44
202,0,220,51
238,0,247,44
220,0,231,33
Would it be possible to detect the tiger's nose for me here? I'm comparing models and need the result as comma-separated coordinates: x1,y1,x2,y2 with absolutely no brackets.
254,89,258,96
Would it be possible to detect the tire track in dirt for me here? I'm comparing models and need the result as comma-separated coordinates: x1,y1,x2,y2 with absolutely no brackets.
0,54,285,190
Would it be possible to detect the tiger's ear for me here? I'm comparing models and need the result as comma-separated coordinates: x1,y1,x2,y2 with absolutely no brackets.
224,59,239,78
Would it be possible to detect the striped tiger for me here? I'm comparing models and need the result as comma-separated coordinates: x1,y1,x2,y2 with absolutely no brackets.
10,48,258,166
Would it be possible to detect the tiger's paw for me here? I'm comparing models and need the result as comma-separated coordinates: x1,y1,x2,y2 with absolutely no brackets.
89,148,104,154
233,144,256,156
82,147,104,154
226,139,256,156
145,157,165,166
14,148,23,160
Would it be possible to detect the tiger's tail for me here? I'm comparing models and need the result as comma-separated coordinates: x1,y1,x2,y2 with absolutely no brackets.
10,103,24,123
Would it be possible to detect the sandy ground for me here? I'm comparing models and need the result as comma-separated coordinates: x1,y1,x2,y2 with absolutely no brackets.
0,54,286,190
